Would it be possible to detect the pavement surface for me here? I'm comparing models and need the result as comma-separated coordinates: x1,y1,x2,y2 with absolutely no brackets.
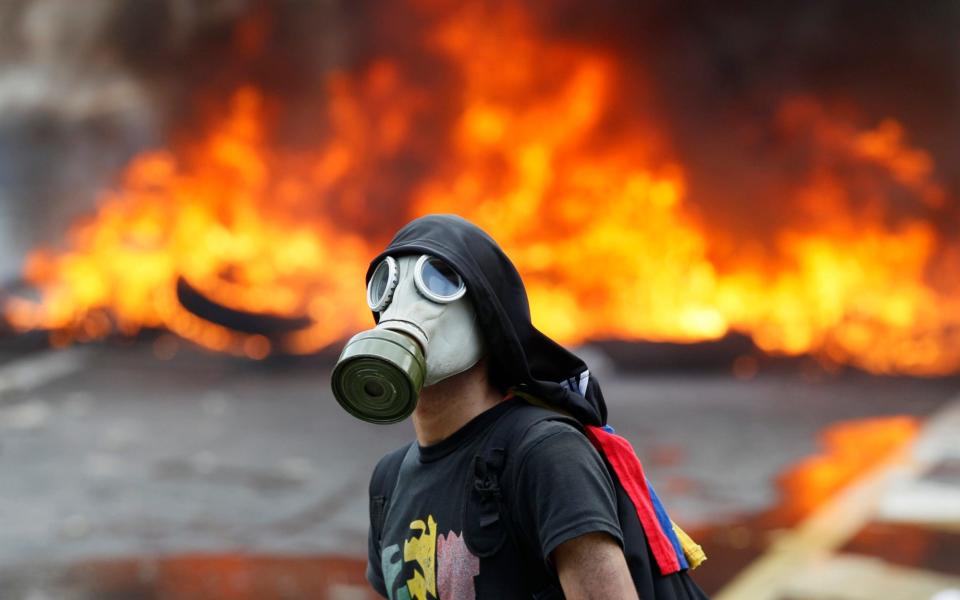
0,341,957,599
717,398,960,600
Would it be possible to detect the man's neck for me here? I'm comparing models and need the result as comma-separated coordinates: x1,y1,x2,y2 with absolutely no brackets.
412,360,504,446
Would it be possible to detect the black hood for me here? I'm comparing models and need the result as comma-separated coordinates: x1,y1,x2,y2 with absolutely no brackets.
366,214,607,426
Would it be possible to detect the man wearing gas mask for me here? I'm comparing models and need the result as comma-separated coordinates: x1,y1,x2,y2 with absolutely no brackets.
333,214,708,600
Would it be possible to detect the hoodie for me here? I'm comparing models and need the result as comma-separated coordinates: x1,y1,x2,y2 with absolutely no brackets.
366,213,607,426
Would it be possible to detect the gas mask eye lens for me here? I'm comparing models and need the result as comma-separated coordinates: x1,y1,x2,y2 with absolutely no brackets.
414,255,466,303
367,256,398,311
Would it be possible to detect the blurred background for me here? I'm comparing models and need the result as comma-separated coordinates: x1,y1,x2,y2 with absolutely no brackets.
0,0,958,598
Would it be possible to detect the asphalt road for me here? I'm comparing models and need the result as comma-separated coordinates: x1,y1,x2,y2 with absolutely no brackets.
0,342,957,598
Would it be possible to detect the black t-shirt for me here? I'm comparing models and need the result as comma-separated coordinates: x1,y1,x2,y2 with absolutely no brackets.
367,401,623,599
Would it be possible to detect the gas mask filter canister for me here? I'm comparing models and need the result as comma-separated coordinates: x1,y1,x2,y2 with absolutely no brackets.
331,254,484,423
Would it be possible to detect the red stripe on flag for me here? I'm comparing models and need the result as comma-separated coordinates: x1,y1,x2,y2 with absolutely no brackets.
585,426,681,575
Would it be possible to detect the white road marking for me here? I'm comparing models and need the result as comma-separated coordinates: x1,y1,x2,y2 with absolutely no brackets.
716,393,960,600
879,400,960,528
781,555,960,600
0,346,91,397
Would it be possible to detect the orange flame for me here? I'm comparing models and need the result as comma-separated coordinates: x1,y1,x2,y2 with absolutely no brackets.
4,4,960,372
76,554,375,600
777,415,919,518
4,89,373,357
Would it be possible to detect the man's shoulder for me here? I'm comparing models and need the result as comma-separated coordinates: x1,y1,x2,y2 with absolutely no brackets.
376,442,412,464
517,417,583,446
369,442,412,495
506,405,591,465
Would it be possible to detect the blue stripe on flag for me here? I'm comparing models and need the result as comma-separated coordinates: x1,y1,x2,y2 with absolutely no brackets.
647,480,689,570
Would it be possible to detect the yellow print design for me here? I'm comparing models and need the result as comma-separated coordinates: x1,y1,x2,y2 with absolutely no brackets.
403,515,438,600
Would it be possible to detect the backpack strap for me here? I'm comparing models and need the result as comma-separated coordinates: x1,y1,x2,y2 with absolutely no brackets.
369,442,416,550
463,400,580,558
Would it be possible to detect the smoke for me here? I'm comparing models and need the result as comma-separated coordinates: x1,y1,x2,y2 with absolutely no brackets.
0,0,155,280
1,0,957,269
635,1,960,244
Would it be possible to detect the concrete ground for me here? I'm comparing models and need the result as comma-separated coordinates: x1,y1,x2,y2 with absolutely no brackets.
0,341,957,599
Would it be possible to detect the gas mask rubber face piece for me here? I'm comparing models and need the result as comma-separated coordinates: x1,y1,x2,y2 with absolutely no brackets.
331,254,485,423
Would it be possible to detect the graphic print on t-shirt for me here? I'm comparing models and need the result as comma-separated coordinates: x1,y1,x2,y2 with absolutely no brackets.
382,513,480,600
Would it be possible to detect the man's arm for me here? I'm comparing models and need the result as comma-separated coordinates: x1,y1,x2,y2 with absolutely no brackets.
554,532,640,600
512,422,634,595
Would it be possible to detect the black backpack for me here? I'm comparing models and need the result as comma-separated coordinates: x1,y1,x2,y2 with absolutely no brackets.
370,400,709,599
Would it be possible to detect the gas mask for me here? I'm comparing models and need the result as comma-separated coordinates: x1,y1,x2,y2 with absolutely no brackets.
331,254,485,423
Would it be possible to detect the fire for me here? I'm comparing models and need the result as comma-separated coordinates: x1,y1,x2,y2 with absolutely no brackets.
777,415,919,519
4,90,373,357
74,554,375,600
4,3,959,373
